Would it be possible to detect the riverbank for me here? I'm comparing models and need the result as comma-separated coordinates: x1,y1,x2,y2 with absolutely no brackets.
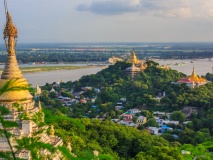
0,65,100,74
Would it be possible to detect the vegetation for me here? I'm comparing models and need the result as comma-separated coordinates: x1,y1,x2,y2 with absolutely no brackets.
1,60,213,159
1,43,213,64
44,110,185,160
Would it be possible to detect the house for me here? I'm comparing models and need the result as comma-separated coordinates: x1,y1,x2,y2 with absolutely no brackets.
161,125,173,133
129,108,141,115
118,120,135,127
136,116,147,126
115,106,124,110
116,102,123,105
122,114,132,121
154,111,166,116
181,150,191,155
146,127,160,135
58,96,71,101
92,105,97,108
94,88,101,93
81,86,93,91
91,98,96,103
65,101,72,106
154,117,179,126
120,98,127,102
80,99,87,104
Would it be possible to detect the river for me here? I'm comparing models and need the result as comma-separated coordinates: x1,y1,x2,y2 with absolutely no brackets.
24,67,103,87
157,59,213,76
1,59,212,87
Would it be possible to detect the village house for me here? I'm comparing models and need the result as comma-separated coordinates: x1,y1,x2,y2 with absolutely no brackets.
122,114,133,121
115,106,124,110
129,108,141,115
136,116,147,126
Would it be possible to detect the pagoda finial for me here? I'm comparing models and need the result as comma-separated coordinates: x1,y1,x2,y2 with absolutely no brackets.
192,65,196,76
38,100,42,111
4,11,18,55
190,65,199,82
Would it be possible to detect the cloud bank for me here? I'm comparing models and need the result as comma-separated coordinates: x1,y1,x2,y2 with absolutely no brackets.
76,0,213,18
77,0,141,15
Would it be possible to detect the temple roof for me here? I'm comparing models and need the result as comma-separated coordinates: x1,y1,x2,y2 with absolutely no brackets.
178,67,207,84
188,66,206,83
189,66,199,82
177,78,194,83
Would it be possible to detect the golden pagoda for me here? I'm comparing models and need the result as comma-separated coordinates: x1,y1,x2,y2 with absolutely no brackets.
126,49,147,77
177,66,207,88
128,49,139,65
189,66,206,83
0,12,33,108
0,8,64,159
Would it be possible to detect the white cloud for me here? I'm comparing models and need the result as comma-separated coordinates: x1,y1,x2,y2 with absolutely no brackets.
76,0,141,15
203,0,213,17
76,0,213,19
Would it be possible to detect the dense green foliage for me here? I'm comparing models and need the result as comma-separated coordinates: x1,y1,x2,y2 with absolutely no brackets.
2,61,213,159
205,73,213,81
69,61,186,114
37,61,212,159
44,110,184,160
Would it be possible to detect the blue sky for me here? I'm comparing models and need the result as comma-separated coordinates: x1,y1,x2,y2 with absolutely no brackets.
0,0,213,43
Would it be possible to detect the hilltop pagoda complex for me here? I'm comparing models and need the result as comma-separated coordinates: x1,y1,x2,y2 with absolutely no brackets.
177,66,207,88
0,8,70,160
126,49,147,79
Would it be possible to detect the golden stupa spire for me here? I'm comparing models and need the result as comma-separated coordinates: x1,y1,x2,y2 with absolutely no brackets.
190,65,199,82
0,8,33,103
131,49,137,60
127,49,139,65
1,11,23,80
4,12,18,55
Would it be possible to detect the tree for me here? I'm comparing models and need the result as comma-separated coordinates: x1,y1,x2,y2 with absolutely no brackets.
49,91,57,99
144,118,158,127
170,111,186,123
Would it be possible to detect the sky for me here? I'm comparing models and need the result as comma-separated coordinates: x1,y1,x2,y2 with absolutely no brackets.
0,0,213,43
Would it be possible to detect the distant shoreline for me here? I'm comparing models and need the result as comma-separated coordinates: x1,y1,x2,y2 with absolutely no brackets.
0,65,101,74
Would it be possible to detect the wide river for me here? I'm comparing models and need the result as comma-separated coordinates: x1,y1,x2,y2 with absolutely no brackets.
24,67,103,87
156,59,213,76
1,59,212,86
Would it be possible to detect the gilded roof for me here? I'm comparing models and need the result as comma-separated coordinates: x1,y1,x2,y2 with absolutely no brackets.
0,12,32,103
0,78,32,102
189,67,206,83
